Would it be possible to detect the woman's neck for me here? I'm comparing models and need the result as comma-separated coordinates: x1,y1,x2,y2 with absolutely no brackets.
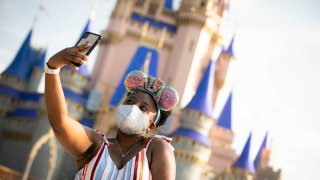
115,130,146,146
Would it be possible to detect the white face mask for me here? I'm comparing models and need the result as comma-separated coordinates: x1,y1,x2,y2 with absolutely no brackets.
116,105,150,135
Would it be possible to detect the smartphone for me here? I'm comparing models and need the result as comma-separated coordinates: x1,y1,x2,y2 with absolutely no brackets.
73,32,101,67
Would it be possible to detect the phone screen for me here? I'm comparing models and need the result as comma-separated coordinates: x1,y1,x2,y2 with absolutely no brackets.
72,32,101,67
76,32,101,56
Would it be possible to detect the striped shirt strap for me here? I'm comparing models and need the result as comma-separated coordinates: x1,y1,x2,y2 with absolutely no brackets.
148,134,175,152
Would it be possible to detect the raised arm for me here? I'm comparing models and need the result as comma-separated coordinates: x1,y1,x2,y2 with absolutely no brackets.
44,45,101,158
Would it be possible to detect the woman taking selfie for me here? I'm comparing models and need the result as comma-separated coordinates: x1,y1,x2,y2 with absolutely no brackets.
44,44,179,180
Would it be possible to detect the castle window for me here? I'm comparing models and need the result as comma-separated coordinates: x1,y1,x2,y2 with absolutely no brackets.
79,75,85,81
188,40,195,52
3,74,9,80
88,111,94,117
76,104,83,112
135,0,145,7
192,140,196,147
147,2,159,17
200,0,206,7
72,72,78,78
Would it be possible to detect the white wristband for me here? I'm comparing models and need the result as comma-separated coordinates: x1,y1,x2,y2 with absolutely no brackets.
44,63,60,74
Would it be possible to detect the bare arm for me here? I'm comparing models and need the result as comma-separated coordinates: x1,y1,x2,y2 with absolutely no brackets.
45,45,101,158
149,139,176,180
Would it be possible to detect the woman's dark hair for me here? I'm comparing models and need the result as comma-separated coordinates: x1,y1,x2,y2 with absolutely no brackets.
157,110,172,127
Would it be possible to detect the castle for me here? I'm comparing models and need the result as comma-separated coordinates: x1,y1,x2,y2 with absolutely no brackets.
0,0,281,179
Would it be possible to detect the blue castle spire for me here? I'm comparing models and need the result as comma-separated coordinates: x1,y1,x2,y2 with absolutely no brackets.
185,60,215,118
172,61,215,147
232,133,256,173
164,0,173,10
222,37,234,57
3,30,33,80
254,132,269,169
172,128,212,147
109,46,159,106
232,132,256,174
217,93,232,129
81,19,91,37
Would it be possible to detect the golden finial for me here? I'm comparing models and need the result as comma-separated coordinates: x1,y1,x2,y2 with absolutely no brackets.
157,28,167,49
140,22,150,43
142,52,152,75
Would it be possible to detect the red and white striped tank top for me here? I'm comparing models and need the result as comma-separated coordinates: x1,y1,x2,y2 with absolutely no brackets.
75,135,174,180
75,139,152,180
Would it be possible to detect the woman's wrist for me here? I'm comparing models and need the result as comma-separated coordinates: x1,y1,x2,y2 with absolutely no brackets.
46,60,59,69
45,62,60,74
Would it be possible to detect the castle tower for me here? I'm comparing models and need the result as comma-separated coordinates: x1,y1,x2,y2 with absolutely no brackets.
0,30,33,92
0,30,32,117
231,132,256,179
167,0,224,106
213,37,234,106
172,60,215,180
0,29,45,118
209,93,237,173
254,133,282,180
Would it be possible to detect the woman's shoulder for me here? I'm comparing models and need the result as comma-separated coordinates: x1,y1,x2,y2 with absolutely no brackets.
147,135,174,152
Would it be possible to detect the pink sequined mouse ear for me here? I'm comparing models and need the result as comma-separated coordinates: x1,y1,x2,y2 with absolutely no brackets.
124,70,148,93
158,86,179,111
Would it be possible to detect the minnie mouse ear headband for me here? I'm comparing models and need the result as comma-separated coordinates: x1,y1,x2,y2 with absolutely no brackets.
124,70,179,124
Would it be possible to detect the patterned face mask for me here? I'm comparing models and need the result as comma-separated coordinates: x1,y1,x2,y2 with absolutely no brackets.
116,105,150,135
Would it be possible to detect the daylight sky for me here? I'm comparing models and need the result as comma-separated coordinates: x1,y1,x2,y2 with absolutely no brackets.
0,0,319,179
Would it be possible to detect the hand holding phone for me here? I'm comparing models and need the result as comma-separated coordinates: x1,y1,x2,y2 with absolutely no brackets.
73,32,101,67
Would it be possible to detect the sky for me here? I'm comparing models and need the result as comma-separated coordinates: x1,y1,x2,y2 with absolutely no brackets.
1,0,320,179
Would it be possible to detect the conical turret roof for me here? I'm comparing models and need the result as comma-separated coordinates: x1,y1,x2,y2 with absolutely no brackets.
185,61,215,118
232,132,256,174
